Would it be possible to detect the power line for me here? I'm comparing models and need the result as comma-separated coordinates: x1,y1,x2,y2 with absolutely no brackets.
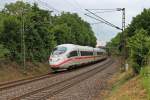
35,0,61,15
87,8,118,11
85,9,121,29
85,13,120,30
85,13,122,33
85,14,107,24
74,0,85,12
65,0,86,15
85,10,118,15
90,22,104,25
85,9,122,30
87,8,127,70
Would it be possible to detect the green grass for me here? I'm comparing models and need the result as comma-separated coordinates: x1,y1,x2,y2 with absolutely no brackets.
0,44,10,58
140,66,150,99
111,72,133,91
0,62,50,83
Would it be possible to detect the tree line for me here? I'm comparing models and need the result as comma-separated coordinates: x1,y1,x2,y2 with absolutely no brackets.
107,8,150,73
0,1,96,63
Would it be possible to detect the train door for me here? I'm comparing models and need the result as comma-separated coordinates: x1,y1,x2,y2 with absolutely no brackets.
77,49,81,65
93,49,96,62
67,51,78,66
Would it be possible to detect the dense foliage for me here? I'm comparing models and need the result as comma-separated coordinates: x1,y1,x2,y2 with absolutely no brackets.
107,8,150,73
106,33,121,55
0,1,96,63
128,29,150,73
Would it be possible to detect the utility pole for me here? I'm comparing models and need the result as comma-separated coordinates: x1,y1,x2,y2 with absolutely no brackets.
122,8,125,32
85,8,127,70
122,8,128,71
21,0,26,71
117,8,127,70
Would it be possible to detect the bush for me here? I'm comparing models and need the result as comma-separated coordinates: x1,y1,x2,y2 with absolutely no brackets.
140,66,150,98
127,29,150,74
0,44,10,58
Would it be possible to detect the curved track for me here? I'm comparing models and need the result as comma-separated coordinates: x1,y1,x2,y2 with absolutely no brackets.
0,72,61,92
12,59,114,100
0,59,106,91
0,58,113,100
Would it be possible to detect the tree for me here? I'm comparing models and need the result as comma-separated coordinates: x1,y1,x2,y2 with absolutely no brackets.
0,1,96,64
127,29,150,73
0,2,56,62
106,33,121,55
53,12,96,46
0,16,21,61
51,23,72,45
126,8,150,37
106,8,150,74
0,44,10,58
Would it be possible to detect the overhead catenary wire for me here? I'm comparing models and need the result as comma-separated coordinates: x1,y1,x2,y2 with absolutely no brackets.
85,13,120,30
35,0,61,15
65,0,86,16
85,14,107,24
90,22,104,25
85,9,122,30
85,10,118,15
87,8,127,70
74,0,85,12
86,8,119,11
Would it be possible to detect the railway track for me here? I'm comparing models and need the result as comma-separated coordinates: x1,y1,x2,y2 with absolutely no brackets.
0,59,106,91
13,59,114,100
0,58,113,100
0,73,54,91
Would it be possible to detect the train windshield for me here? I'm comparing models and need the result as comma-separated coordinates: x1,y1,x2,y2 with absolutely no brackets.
51,46,67,56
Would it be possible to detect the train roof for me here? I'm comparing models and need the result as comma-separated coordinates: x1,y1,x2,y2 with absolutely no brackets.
57,44,93,51
94,48,106,52
56,44,106,52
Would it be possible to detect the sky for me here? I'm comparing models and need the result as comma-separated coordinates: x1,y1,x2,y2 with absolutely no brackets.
0,0,150,46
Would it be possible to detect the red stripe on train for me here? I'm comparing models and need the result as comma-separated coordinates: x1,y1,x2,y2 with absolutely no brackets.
50,56,95,67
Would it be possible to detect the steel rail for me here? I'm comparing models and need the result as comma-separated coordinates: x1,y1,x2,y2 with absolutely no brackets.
0,73,57,91
12,59,114,100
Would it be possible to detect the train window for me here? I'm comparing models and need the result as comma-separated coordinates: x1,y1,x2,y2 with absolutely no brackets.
52,46,67,56
68,51,78,58
97,52,103,55
81,51,93,56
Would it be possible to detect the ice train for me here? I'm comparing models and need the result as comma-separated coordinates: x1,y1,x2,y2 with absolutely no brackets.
49,44,107,71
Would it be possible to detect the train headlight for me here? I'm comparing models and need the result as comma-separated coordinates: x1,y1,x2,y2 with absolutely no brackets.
55,58,61,62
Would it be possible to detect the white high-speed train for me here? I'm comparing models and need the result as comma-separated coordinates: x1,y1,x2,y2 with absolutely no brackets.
49,44,107,71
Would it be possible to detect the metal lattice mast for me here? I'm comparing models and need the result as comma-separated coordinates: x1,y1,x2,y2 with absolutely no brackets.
122,8,126,58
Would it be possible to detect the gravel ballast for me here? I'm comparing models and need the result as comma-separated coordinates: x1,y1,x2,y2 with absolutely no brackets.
48,59,120,100
0,59,111,100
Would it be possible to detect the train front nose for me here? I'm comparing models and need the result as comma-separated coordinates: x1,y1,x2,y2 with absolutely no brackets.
49,56,62,67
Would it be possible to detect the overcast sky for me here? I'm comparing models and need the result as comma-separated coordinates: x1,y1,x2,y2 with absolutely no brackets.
1,0,150,46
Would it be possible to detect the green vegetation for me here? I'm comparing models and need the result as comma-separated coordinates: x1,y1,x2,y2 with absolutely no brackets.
140,66,150,99
106,33,121,56
105,73,148,100
107,8,150,74
106,8,150,99
111,72,132,92
0,62,50,82
0,44,10,58
0,1,96,64
127,29,150,73
108,66,150,99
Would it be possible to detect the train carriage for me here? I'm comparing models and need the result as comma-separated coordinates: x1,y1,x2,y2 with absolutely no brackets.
49,44,107,71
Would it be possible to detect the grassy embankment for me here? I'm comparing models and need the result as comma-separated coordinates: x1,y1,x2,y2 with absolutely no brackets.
0,60,50,83
105,66,150,100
